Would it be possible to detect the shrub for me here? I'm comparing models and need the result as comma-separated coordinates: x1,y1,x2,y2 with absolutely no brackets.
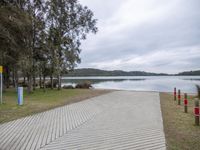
75,81,92,89
62,85,74,89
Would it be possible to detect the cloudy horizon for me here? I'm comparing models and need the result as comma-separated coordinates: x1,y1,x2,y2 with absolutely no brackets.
78,0,200,74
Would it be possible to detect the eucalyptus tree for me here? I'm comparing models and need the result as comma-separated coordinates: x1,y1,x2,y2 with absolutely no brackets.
23,0,47,92
0,0,98,92
0,1,32,89
47,0,98,90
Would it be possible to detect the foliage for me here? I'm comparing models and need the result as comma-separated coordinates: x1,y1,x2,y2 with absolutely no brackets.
0,0,98,93
66,68,169,76
178,70,200,76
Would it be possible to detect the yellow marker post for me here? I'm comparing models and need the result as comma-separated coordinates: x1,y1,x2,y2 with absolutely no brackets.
0,66,3,104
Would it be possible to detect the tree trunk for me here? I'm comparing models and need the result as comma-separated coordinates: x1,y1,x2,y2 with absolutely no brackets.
4,67,10,88
12,71,15,88
57,74,61,90
27,74,33,94
32,8,36,91
33,75,36,90
12,69,18,89
60,75,62,89
15,70,18,91
43,75,46,92
23,76,26,85
39,74,42,89
50,75,53,89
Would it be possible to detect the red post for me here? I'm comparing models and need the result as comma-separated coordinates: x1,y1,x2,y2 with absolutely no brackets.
194,107,199,115
194,99,199,126
178,89,181,105
184,93,188,113
174,88,176,101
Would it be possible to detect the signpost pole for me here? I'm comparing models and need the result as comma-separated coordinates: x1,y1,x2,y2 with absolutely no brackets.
0,66,3,104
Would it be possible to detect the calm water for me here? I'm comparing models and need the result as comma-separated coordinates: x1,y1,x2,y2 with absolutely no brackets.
62,76,200,93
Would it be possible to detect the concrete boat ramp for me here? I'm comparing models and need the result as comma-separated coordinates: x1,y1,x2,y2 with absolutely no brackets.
0,91,166,150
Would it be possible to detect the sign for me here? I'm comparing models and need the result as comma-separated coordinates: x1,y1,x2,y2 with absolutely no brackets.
0,66,2,73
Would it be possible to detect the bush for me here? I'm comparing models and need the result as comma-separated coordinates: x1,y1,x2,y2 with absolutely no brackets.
46,79,58,88
62,85,74,89
75,81,92,89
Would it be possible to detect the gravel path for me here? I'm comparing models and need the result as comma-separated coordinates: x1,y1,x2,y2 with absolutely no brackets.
0,91,166,150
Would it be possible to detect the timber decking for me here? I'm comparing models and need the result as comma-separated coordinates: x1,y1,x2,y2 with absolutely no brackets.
0,91,166,150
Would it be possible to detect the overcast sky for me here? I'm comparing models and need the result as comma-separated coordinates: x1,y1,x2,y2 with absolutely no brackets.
78,0,200,73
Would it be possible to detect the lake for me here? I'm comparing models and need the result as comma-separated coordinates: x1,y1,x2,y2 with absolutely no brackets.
62,76,200,93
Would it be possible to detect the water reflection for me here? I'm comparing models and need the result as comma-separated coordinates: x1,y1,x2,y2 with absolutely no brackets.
62,78,145,84
62,76,200,93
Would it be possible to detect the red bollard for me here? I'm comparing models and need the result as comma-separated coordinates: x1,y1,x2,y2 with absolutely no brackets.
184,93,188,113
174,88,176,101
194,99,199,126
178,90,181,105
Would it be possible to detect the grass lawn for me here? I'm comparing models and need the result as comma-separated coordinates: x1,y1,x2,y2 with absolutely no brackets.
160,93,200,150
0,88,111,124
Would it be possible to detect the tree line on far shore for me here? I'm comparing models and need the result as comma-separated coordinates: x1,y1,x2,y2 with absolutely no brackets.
66,68,200,76
0,0,97,93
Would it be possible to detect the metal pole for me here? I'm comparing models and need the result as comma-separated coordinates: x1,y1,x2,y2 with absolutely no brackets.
0,73,2,104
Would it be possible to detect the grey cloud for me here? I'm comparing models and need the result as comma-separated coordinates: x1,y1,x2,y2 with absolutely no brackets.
79,0,200,73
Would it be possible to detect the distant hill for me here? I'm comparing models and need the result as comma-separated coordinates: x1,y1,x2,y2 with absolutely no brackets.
177,70,200,76
65,68,169,76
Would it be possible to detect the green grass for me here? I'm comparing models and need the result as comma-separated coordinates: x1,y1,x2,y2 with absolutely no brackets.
160,93,200,150
0,88,110,123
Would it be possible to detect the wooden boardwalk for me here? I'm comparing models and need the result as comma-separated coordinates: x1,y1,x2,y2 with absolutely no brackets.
0,91,166,150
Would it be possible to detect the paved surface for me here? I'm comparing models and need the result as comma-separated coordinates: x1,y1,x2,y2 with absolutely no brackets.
0,91,166,150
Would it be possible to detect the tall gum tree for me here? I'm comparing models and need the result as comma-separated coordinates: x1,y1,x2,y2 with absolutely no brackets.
46,0,98,90
0,0,97,92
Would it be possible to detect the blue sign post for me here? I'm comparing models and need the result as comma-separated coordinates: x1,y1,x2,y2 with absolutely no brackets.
18,87,23,105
